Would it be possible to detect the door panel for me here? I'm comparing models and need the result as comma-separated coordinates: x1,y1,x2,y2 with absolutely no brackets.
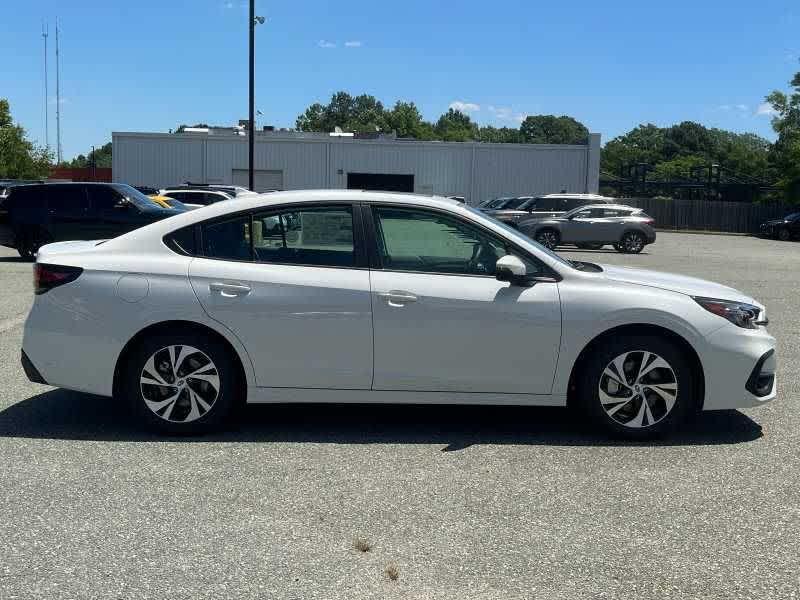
370,271,561,394
190,259,373,389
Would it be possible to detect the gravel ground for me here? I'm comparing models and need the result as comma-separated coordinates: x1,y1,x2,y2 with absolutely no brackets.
0,233,798,599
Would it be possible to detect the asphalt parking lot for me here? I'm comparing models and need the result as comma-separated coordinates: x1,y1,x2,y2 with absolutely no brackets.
0,232,798,599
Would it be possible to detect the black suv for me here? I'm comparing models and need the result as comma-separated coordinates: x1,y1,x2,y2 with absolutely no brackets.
0,182,183,259
760,212,800,241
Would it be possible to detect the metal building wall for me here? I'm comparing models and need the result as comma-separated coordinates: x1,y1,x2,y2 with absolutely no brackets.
113,132,601,203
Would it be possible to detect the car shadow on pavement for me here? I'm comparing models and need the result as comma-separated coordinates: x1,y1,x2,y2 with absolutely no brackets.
0,256,29,263
0,389,763,448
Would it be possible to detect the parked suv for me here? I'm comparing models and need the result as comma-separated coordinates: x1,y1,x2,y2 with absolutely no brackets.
483,194,616,227
0,182,183,259
759,212,800,241
159,187,235,209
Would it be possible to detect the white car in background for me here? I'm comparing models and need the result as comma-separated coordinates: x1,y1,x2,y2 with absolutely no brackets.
21,191,776,438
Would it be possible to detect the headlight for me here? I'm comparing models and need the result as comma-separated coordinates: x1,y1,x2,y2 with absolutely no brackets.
693,296,765,329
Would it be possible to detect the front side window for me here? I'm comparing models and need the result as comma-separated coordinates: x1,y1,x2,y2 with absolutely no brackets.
373,206,539,276
252,206,355,267
88,185,124,212
47,185,90,213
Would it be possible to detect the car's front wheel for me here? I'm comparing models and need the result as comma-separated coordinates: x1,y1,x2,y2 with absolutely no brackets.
778,228,791,241
122,331,240,434
534,229,560,250
576,335,696,439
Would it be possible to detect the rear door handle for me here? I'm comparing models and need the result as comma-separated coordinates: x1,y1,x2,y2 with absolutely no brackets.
209,282,251,297
378,290,418,306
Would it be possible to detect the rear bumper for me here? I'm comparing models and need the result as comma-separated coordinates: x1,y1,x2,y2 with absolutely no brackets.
21,349,47,384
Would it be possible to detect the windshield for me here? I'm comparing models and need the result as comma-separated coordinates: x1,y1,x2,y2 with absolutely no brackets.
481,196,512,209
499,197,529,210
465,206,577,270
786,212,800,221
113,183,180,213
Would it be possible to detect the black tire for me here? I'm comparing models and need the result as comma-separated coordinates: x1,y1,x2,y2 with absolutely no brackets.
576,243,604,250
121,330,241,434
778,227,791,242
534,228,560,250
17,227,51,260
613,243,623,252
576,335,696,440
618,230,646,254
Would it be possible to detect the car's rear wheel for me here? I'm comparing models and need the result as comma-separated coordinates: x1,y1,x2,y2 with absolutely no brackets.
617,231,646,253
122,331,240,434
778,228,791,241
576,335,696,439
534,229,560,250
576,243,604,250
17,227,51,260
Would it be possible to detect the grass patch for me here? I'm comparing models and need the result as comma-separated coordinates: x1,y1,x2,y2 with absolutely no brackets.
385,563,400,581
353,537,371,553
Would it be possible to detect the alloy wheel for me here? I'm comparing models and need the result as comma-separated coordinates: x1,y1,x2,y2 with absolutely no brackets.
621,232,644,253
139,345,220,423
536,230,559,250
598,350,678,428
778,228,791,241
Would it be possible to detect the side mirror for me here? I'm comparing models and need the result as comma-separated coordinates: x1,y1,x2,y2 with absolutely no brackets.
495,255,527,284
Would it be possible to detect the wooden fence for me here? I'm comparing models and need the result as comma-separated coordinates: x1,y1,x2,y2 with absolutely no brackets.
621,197,796,234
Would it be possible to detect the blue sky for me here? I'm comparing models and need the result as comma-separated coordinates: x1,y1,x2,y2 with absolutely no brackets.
1,0,798,160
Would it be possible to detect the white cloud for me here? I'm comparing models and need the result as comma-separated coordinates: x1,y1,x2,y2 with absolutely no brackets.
735,104,748,111
489,105,526,123
756,102,778,116
449,100,480,113
344,40,362,48
317,40,336,48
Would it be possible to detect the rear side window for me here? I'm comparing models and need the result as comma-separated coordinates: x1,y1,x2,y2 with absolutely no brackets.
562,198,585,210
252,206,356,267
202,215,251,261
164,226,196,255
603,208,632,217
533,198,558,211
47,185,90,213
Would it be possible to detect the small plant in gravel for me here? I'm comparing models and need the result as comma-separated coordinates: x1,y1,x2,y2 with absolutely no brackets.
385,564,400,581
353,537,371,553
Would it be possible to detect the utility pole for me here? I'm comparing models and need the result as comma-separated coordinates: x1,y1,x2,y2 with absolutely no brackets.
248,0,255,191
248,4,265,192
42,22,49,150
55,18,62,164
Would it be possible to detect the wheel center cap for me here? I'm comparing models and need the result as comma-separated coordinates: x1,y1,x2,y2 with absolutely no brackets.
634,384,641,393
177,379,185,387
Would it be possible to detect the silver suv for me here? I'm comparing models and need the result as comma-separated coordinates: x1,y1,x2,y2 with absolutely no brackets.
482,193,615,227
518,204,656,253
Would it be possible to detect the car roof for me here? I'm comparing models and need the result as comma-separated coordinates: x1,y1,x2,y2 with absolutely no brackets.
573,203,639,211
539,193,615,201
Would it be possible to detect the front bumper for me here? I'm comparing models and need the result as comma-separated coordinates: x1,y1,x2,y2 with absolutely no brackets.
21,349,47,384
700,324,777,410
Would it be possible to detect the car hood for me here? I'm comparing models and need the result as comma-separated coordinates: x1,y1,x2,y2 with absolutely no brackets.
599,264,755,303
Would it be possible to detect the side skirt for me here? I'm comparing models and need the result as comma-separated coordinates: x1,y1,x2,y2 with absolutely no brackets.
247,387,566,407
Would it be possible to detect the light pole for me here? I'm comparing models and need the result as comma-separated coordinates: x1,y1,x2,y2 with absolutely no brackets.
248,4,266,192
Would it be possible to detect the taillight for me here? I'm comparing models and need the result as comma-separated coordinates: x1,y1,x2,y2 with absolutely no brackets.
33,263,83,295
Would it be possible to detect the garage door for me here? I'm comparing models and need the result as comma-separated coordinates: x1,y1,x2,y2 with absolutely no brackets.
232,169,284,192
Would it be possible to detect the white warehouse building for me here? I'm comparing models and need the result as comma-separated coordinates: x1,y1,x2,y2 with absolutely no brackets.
112,130,601,205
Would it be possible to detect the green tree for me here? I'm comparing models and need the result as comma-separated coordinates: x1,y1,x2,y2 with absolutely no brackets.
174,123,210,133
385,101,436,139
601,124,666,176
68,142,112,168
434,108,478,142
519,115,589,145
0,98,52,179
478,125,521,143
765,68,800,200
295,92,389,133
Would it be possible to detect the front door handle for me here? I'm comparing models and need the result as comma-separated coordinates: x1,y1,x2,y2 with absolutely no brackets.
209,282,252,297
378,290,418,306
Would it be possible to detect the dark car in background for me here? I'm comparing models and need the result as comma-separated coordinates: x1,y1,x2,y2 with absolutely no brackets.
518,204,656,253
760,212,800,241
482,194,616,227
0,182,184,259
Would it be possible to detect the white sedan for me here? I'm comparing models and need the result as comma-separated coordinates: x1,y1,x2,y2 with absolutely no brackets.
21,191,777,438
